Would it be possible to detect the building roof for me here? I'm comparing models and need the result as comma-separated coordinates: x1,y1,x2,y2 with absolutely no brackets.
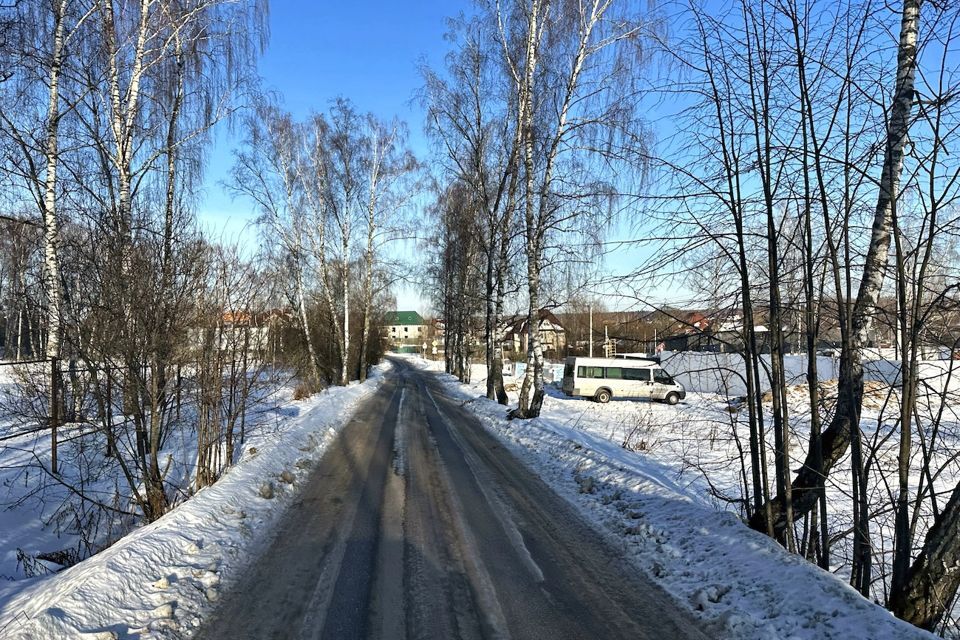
504,309,566,336
385,310,426,326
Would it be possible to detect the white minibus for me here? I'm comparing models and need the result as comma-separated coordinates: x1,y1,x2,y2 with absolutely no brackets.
561,356,686,404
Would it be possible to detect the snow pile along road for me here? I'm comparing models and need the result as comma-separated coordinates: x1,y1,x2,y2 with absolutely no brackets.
409,358,935,640
0,366,386,639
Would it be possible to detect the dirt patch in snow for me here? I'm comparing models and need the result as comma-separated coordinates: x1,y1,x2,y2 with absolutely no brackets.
761,380,894,412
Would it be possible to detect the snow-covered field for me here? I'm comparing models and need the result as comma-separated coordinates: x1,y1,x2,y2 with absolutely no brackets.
0,365,385,639
408,356,938,639
0,351,947,639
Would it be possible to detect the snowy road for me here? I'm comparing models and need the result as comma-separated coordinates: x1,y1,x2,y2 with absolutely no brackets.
196,360,707,639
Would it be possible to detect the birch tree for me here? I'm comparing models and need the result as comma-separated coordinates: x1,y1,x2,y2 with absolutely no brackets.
0,1,99,472
230,104,322,384
882,4,960,628
324,99,364,386
494,0,655,418
429,180,486,382
422,14,521,403
355,116,417,382
87,0,265,520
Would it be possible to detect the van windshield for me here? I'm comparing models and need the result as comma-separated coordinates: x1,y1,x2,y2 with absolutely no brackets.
653,369,674,385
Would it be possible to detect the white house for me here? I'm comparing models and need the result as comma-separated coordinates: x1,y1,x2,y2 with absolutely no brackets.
384,310,429,346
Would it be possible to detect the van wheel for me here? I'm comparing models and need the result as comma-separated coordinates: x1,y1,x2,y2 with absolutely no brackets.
665,392,680,405
595,389,611,403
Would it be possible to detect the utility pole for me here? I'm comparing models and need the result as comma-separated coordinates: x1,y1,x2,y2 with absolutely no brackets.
588,304,593,358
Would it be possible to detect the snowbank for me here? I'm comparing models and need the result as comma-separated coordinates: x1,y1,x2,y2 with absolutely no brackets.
410,357,934,640
0,366,386,639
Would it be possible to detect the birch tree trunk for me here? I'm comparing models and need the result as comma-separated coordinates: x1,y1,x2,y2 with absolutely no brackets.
488,104,521,407
304,116,339,384
358,222,374,383
340,227,350,386
490,205,512,405
357,128,382,383
294,253,320,383
42,0,67,367
513,0,605,419
517,259,545,415
485,225,497,400
102,0,149,422
309,176,341,380
41,0,70,475
103,0,151,239
515,0,543,418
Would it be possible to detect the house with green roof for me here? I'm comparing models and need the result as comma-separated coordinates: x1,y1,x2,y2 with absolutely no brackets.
384,310,429,348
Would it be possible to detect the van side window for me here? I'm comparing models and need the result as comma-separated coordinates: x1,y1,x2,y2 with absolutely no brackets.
605,367,623,379
623,368,651,381
653,369,674,384
578,366,604,378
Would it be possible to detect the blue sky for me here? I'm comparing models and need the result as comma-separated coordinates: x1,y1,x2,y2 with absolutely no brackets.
192,1,759,316
197,1,470,311
195,1,680,314
198,0,472,219
191,1,924,315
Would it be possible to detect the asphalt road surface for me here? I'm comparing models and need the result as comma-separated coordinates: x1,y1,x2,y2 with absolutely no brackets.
197,359,709,640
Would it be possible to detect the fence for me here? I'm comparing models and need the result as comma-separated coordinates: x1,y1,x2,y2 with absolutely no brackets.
655,351,838,396
659,350,960,399
863,358,960,396
0,357,60,472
